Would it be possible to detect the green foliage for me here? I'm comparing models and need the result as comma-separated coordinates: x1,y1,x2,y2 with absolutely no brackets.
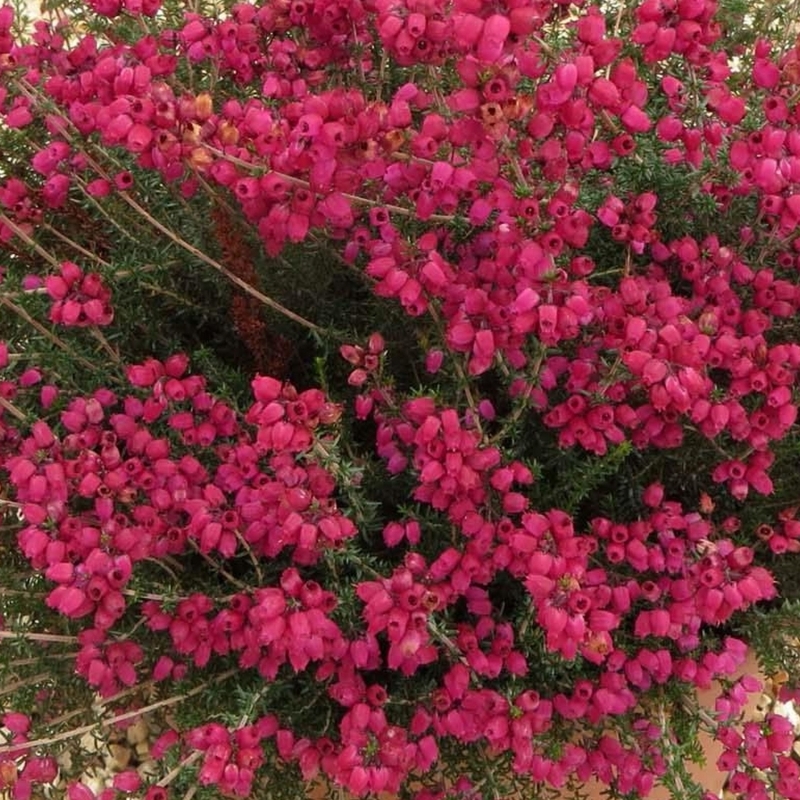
734,599,800,682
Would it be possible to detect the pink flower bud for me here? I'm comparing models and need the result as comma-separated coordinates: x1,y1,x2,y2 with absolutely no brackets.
68,784,97,800
19,368,41,387
3,712,30,734
45,275,69,300
354,394,373,419
642,482,664,508
5,103,34,129
49,585,89,617
555,63,578,94
472,329,495,361
453,13,484,47
476,14,510,62
82,299,111,325
588,78,621,109
114,171,134,191
113,771,141,792
746,467,774,495
45,562,74,584
621,105,651,133
126,122,153,153
86,178,111,197
425,349,444,373
0,5,15,29
127,361,160,387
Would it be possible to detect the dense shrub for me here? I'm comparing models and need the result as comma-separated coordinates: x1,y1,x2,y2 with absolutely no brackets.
2,0,800,798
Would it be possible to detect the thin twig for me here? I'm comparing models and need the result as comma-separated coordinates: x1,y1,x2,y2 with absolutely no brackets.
0,396,27,422
40,136,319,333
234,530,264,584
3,654,76,668
117,190,321,332
120,588,208,603
157,751,202,788
89,326,121,363
0,213,60,268
0,669,238,755
0,630,78,644
204,146,456,222
375,51,388,103
427,303,483,438
0,584,43,595
1,263,181,300
40,223,112,268
75,180,149,242
144,555,184,582
193,173,242,222
657,702,688,796
0,296,100,374
40,675,163,733
488,345,546,447
0,673,53,698
138,280,210,312
187,539,249,590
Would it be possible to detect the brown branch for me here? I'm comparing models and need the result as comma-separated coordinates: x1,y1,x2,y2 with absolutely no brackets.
117,190,321,332
0,213,59,268
0,669,238,755
0,296,99,373
0,395,27,422
40,222,112,268
0,630,78,644
204,146,455,223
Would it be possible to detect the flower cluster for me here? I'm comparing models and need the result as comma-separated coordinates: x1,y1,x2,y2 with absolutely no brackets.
185,719,273,796
45,261,114,327
0,713,58,800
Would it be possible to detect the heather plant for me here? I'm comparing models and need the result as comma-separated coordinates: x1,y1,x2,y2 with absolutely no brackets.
2,0,800,798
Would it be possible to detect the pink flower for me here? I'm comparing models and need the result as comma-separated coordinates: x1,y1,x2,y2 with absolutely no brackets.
112,770,141,791
476,15,510,63
86,179,112,197
2,712,30,735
